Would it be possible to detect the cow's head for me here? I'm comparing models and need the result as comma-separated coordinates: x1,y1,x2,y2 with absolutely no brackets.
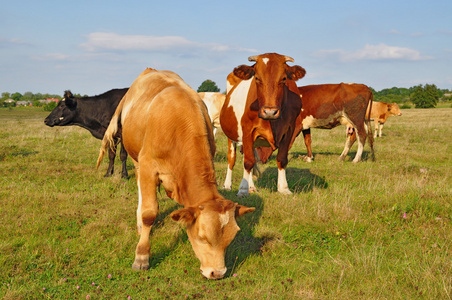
170,200,254,279
44,91,77,127
233,53,306,120
389,103,402,116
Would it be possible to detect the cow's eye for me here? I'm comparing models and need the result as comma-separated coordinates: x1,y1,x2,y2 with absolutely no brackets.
255,77,262,84
199,236,210,244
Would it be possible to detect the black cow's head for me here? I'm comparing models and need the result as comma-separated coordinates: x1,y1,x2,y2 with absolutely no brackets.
44,91,77,127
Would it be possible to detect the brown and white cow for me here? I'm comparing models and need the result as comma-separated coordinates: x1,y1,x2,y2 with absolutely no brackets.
293,83,374,163
198,92,226,136
220,53,306,196
97,68,254,279
367,101,402,138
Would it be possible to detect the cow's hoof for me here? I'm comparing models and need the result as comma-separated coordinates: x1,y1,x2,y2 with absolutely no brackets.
303,156,313,163
132,257,150,270
278,188,292,195
249,187,257,194
223,185,232,191
338,156,345,162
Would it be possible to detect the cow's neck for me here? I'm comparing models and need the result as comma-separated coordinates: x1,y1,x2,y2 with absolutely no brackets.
176,161,221,208
269,85,301,146
71,99,106,139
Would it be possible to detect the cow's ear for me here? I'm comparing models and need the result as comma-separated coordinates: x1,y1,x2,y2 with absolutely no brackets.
64,90,73,99
235,204,255,217
286,65,306,81
233,65,255,80
170,207,200,226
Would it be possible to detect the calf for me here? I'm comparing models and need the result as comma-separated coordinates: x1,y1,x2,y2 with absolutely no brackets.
97,68,254,279
367,101,402,137
44,89,129,178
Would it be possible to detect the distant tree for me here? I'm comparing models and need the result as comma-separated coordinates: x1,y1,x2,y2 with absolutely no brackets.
1,92,11,100
43,101,57,111
197,80,220,93
410,84,439,108
11,92,23,101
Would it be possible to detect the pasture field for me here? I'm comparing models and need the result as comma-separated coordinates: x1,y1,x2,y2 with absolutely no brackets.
0,107,451,299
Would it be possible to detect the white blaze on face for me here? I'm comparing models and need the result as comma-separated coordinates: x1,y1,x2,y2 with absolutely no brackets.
219,211,230,228
262,58,270,65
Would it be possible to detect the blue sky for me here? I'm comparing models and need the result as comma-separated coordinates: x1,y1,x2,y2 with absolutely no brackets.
1,0,451,96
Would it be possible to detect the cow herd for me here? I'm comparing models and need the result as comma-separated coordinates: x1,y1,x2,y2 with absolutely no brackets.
44,52,402,279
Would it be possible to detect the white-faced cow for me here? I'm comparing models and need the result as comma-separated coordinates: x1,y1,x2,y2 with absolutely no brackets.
198,92,226,136
367,101,402,138
292,83,374,163
44,89,129,178
220,53,306,196
97,68,254,279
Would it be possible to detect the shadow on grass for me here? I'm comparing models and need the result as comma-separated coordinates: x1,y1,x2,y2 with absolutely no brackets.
258,167,328,193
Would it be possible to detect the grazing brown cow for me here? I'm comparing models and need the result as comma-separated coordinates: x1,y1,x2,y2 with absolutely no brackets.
367,101,402,138
220,53,306,196
198,92,226,136
288,83,375,163
97,68,254,279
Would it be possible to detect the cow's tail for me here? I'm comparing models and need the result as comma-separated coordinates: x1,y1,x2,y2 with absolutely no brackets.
96,99,125,169
366,89,375,161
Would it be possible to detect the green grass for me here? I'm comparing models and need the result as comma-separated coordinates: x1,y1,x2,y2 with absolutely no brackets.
1,106,451,299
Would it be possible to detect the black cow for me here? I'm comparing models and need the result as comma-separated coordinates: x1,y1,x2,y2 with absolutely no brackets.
44,88,129,178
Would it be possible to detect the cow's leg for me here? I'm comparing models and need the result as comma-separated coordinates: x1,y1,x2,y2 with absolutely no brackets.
276,141,292,195
237,142,256,197
237,168,256,197
224,139,237,191
120,140,128,179
339,126,356,161
378,123,384,137
374,120,379,138
352,123,368,163
302,129,313,162
104,146,116,177
133,160,159,270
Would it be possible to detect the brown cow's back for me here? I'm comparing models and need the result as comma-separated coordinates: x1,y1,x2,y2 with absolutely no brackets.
290,83,373,163
120,69,217,206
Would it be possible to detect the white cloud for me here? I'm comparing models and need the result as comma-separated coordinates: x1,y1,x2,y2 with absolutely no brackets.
80,32,257,53
0,37,30,47
314,43,433,62
31,53,70,61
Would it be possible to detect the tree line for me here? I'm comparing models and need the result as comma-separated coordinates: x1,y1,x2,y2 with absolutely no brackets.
1,81,450,109
369,84,450,108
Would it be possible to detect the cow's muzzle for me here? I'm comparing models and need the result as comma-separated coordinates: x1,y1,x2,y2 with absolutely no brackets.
201,267,227,280
259,106,280,120
44,118,55,127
